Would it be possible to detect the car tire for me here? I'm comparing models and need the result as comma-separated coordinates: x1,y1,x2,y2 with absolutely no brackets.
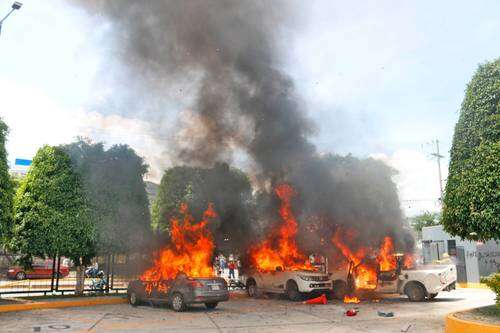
205,302,218,309
15,271,26,280
428,293,438,299
247,280,258,298
332,280,348,300
171,293,186,312
286,280,301,301
405,282,426,302
128,291,140,306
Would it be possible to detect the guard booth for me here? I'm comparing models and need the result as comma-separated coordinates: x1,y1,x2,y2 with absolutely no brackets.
422,225,499,283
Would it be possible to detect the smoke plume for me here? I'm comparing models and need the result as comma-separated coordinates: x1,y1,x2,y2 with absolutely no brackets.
71,0,414,253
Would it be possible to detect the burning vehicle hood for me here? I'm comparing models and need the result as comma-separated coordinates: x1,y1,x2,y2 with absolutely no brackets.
293,270,327,276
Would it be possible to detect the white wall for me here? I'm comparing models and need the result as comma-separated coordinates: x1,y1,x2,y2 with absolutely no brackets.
422,225,482,283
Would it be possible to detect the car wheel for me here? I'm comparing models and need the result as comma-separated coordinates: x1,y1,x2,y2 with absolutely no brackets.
16,271,26,280
332,280,348,300
205,302,218,309
286,280,301,301
171,293,186,312
247,280,258,298
128,291,140,306
405,282,426,302
428,293,438,299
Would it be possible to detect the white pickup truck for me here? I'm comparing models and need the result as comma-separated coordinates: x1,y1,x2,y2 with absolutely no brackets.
330,256,457,301
240,267,332,301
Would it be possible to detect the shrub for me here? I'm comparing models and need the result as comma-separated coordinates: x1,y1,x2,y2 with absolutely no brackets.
481,273,500,307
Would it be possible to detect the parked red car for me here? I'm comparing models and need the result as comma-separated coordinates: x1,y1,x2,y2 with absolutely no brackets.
7,259,70,280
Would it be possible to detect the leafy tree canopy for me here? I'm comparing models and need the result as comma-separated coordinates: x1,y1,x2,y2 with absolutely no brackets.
11,146,94,265
0,118,14,245
153,163,255,252
409,211,441,233
443,58,500,241
61,138,151,254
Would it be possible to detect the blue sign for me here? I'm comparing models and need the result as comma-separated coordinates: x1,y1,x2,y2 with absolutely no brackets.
15,158,32,166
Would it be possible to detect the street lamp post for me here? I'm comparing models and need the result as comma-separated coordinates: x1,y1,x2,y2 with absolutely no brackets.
0,2,23,36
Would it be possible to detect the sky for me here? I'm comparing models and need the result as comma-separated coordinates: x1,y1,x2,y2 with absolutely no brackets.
1,0,499,217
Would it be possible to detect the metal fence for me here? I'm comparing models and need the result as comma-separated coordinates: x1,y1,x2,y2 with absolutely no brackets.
0,253,142,297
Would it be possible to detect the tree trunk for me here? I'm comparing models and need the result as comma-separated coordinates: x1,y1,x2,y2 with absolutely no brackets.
75,265,85,295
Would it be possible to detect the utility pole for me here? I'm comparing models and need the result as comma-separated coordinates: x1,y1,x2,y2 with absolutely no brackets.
430,139,444,203
0,2,22,36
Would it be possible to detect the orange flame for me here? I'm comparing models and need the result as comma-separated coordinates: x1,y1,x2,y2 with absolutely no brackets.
140,203,217,293
332,229,377,290
249,184,314,272
377,236,397,271
403,253,415,269
332,230,412,290
343,295,360,304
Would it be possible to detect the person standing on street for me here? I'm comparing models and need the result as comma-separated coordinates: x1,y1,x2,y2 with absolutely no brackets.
228,260,236,280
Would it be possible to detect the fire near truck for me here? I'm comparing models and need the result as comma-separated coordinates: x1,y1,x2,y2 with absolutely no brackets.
240,266,332,301
329,254,457,301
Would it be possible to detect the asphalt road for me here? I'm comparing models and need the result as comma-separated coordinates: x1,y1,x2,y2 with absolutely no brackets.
0,288,495,333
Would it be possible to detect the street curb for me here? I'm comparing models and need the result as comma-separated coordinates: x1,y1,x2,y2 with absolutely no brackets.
445,311,500,333
0,296,127,313
456,282,488,289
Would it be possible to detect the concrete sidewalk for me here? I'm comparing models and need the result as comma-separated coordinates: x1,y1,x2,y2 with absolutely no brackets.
0,295,127,313
0,289,495,333
0,290,247,313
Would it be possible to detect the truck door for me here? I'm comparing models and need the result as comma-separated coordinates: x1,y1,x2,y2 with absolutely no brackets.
376,270,399,293
270,271,287,291
263,269,280,291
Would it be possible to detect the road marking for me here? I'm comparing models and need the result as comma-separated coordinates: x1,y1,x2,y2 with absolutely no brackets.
87,313,109,332
205,312,223,333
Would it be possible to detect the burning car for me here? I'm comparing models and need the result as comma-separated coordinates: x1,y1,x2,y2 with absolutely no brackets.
130,203,230,311
330,254,457,302
241,184,331,301
127,273,229,311
329,231,457,302
241,267,331,301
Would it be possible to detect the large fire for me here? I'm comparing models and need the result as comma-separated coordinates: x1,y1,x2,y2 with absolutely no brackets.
377,236,397,271
332,229,377,289
249,183,314,272
140,203,217,293
332,229,411,291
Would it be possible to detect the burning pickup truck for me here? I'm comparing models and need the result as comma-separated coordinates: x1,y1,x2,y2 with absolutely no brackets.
127,273,229,311
330,254,457,302
240,267,332,301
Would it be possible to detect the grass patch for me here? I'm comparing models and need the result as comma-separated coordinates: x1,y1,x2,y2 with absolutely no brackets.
454,305,500,325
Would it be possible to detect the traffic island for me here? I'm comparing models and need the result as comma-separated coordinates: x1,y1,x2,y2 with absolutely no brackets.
0,295,127,313
445,305,500,333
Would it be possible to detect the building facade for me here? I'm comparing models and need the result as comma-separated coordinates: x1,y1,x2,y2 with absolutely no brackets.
422,225,499,283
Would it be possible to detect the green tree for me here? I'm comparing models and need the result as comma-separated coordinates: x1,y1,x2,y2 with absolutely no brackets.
443,59,500,241
10,174,23,193
153,163,255,251
409,211,441,237
61,139,151,254
11,146,94,293
0,118,14,245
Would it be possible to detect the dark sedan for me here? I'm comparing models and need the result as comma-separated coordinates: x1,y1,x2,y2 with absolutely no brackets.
127,274,229,311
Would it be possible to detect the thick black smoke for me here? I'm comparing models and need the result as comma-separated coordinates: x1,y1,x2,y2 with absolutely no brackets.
71,0,414,254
